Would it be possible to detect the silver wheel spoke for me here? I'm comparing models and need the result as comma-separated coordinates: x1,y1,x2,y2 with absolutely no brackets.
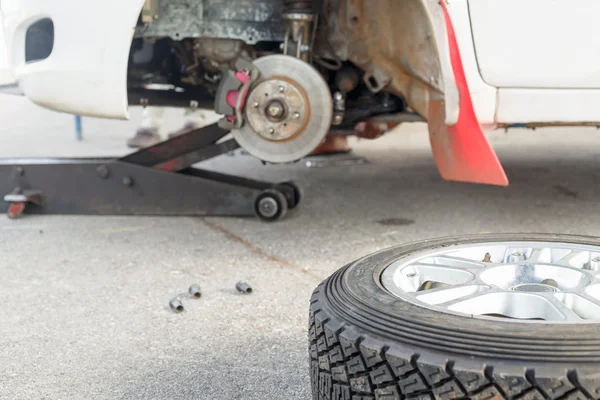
381,240,600,324
527,248,548,262
539,294,583,321
415,284,490,306
425,255,485,269
434,287,496,308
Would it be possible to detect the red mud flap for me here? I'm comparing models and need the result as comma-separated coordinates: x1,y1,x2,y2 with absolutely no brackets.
429,1,508,186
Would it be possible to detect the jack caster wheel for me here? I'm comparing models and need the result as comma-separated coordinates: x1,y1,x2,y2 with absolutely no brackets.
276,181,303,210
7,202,25,219
254,189,288,222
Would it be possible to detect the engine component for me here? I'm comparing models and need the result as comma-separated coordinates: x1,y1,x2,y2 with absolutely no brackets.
332,92,345,126
335,65,360,94
282,1,317,61
194,38,244,65
135,0,285,45
231,55,333,163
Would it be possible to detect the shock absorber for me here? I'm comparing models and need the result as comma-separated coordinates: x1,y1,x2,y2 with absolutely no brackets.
282,0,317,62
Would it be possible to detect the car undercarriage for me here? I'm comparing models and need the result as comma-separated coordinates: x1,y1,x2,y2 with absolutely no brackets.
127,0,426,164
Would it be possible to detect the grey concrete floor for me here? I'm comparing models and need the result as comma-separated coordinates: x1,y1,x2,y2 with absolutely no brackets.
1,96,600,399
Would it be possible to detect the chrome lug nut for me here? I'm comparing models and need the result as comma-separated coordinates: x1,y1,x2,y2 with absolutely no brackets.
188,284,202,299
236,281,253,294
169,297,184,313
509,252,526,263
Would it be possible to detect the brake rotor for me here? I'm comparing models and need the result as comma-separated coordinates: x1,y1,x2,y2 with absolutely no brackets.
232,55,333,163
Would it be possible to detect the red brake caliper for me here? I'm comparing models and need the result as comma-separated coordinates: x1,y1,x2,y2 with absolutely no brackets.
431,1,508,186
225,71,251,125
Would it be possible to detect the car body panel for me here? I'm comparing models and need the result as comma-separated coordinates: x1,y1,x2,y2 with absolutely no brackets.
1,0,146,118
0,17,16,85
469,0,600,89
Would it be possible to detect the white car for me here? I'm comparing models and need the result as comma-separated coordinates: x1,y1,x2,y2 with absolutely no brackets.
1,0,599,186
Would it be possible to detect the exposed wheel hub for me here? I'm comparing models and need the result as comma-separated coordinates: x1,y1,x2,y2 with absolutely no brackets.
231,55,333,164
246,78,309,142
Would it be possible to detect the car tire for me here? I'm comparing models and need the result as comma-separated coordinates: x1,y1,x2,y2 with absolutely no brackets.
309,234,600,400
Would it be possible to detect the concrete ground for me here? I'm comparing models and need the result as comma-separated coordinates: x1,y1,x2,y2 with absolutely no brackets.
1,96,600,399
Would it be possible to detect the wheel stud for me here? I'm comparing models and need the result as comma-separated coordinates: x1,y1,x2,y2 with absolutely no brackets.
509,252,526,263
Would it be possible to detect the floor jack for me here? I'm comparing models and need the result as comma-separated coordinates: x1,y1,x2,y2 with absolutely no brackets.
0,123,301,222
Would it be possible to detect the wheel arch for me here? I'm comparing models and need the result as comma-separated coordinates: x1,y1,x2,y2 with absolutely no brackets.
331,0,460,125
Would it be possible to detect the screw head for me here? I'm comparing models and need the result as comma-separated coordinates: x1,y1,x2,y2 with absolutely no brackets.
96,165,109,179
253,102,260,108
268,128,275,135
278,86,285,93
334,92,343,101
122,177,134,187
293,112,300,119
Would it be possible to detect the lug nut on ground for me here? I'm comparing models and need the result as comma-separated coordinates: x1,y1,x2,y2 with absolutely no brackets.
169,297,184,313
189,284,202,299
236,281,253,294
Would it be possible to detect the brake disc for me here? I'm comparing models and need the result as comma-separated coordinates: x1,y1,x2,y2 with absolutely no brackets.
232,55,333,163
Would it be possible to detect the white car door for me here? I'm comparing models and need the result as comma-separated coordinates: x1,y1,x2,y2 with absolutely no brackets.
468,0,600,88
467,0,600,123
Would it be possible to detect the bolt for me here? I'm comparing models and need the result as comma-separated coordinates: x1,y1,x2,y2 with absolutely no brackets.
96,165,109,179
268,128,275,135
236,281,253,294
334,92,343,101
188,284,202,299
253,102,260,108
122,177,134,187
278,86,285,93
509,252,526,263
266,100,285,119
589,257,600,271
293,112,300,119
169,297,184,313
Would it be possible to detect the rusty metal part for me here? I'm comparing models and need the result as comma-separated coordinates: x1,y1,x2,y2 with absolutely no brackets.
354,113,424,139
282,11,316,61
194,38,244,64
332,92,345,126
498,122,600,129
141,0,160,24
232,55,333,164
245,78,309,142
328,0,443,119
135,0,285,45
335,65,360,93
